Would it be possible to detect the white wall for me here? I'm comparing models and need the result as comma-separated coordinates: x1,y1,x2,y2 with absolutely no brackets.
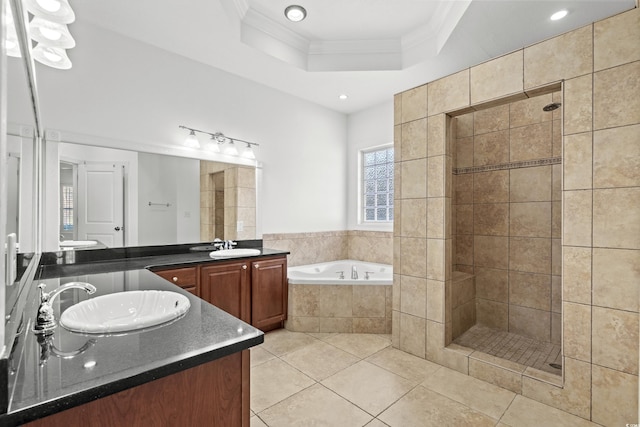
346,101,394,231
13,22,348,235
138,153,200,245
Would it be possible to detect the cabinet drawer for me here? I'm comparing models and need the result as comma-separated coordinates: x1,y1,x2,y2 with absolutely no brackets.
154,267,197,289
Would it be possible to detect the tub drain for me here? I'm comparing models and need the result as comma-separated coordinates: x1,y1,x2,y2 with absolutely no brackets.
549,363,562,370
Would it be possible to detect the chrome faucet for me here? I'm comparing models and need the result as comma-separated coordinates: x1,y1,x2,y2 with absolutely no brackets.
212,238,237,250
351,265,358,280
33,282,97,335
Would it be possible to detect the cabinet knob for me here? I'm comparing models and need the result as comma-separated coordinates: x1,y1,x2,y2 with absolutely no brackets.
242,265,247,270
254,264,259,268
172,277,178,282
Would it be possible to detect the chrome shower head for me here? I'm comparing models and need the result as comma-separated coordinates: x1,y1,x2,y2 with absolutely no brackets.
543,102,561,112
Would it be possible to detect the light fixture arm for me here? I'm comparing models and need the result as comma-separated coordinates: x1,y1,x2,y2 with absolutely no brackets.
178,125,259,147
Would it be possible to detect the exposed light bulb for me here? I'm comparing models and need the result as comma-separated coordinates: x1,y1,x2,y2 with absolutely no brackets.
37,0,61,13
206,137,221,153
33,44,72,68
184,130,200,148
43,48,62,62
40,26,62,40
225,141,239,156
339,94,348,100
242,143,256,160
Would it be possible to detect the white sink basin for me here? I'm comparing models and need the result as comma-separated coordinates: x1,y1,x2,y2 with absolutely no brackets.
209,248,261,258
60,240,98,247
60,290,190,334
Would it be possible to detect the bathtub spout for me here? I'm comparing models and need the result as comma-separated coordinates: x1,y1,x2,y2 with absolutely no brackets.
351,265,358,280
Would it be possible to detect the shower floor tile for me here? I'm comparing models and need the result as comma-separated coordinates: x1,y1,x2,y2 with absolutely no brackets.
453,324,562,375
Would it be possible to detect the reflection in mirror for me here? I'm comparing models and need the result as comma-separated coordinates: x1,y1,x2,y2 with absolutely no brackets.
5,0,42,350
43,142,257,252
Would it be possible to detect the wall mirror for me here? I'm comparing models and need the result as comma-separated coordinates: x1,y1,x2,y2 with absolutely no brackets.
42,141,258,252
4,0,41,341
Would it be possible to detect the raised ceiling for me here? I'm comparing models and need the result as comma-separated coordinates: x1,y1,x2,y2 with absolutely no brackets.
71,0,635,114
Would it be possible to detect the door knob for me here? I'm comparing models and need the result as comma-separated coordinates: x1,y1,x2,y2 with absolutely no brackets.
114,226,121,231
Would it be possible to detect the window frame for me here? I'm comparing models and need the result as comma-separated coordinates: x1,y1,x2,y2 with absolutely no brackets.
359,143,394,225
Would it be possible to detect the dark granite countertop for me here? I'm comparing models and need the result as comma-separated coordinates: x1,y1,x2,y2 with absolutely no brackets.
37,247,289,279
1,245,289,426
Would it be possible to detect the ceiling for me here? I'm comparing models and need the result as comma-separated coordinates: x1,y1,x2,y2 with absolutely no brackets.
71,0,635,115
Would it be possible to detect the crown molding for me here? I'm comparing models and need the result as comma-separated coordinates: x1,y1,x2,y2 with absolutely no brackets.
221,0,472,72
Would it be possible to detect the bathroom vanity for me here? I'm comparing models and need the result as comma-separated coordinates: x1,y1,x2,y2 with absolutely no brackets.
0,245,289,426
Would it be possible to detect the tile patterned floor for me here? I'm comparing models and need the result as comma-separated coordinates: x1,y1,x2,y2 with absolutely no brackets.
250,329,598,427
453,324,563,375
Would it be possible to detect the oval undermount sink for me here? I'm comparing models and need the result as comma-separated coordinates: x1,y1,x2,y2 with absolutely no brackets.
209,248,261,258
60,240,98,247
60,290,190,334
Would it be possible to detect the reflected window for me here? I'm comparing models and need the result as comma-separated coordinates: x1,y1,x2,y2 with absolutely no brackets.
62,185,74,231
361,145,394,222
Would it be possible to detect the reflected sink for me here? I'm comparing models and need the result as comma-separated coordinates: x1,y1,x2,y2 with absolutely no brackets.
209,248,261,258
60,240,98,247
189,245,217,252
60,290,190,334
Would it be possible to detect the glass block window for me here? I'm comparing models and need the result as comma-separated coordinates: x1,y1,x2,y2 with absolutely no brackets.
62,185,74,231
362,146,394,222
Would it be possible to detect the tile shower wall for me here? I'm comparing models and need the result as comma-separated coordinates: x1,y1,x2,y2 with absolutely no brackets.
200,161,256,241
394,7,639,426
452,96,562,344
263,230,392,267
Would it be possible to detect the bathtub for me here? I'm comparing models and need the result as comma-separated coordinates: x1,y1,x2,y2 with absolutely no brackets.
287,260,393,285
286,260,393,334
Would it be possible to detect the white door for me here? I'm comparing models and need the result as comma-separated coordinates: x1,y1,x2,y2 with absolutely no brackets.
77,162,125,247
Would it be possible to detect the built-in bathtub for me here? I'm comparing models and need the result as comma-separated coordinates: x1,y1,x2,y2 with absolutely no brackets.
286,260,392,334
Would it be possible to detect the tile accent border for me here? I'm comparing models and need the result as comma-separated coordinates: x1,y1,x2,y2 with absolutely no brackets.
454,157,562,175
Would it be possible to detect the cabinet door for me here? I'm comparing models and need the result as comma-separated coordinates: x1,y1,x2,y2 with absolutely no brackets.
201,261,250,322
251,257,287,331
153,267,199,296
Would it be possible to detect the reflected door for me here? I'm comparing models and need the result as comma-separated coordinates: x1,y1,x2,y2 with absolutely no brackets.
77,163,125,247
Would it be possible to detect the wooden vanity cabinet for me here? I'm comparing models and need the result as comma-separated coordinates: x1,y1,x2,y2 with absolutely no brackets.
153,266,199,296
153,255,288,331
251,257,288,332
200,261,251,323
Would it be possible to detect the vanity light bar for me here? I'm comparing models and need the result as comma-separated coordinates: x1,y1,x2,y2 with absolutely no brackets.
178,125,259,158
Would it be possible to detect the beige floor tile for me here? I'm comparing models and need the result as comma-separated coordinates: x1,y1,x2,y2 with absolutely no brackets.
366,347,441,382
324,333,391,359
422,366,516,419
308,332,339,341
321,361,417,416
250,415,268,427
282,340,360,381
378,385,497,427
261,329,319,356
258,383,373,427
500,395,598,427
250,346,276,368
251,358,315,412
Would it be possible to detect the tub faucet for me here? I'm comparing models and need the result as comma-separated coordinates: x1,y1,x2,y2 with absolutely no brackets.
33,282,97,335
351,265,358,280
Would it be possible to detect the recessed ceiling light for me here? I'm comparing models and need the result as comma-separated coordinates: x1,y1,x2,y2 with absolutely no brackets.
339,94,348,100
285,5,306,22
550,10,568,21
